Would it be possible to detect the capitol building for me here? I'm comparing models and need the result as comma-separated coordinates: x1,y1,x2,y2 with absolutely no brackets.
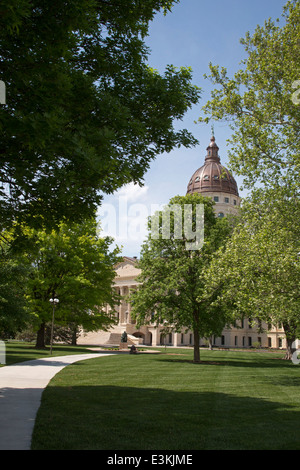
78,136,287,350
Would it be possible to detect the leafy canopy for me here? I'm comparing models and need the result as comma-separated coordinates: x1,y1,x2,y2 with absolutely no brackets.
0,242,28,338
199,1,300,191
10,217,121,346
203,187,300,358
130,193,234,362
0,0,200,228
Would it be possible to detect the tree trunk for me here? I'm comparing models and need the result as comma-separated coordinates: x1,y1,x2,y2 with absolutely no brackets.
283,321,297,360
35,322,46,349
71,326,77,346
44,324,51,345
193,329,200,363
285,338,296,360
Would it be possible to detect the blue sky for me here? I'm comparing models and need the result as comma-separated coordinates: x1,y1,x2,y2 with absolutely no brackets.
98,0,287,257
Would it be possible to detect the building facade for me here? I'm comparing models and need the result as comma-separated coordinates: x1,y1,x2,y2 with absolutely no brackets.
78,136,287,350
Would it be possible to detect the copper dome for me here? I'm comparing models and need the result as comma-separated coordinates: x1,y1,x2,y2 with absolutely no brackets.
186,136,239,197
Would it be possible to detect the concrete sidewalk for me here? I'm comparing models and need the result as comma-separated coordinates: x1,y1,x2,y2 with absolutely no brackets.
0,353,112,450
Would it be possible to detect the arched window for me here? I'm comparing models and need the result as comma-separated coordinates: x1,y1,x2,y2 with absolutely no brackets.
218,212,224,218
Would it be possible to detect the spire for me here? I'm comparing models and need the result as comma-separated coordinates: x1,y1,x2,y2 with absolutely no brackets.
205,135,220,163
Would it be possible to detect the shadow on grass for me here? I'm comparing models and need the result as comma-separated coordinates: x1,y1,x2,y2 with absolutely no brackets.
4,344,93,366
32,384,300,450
157,354,290,369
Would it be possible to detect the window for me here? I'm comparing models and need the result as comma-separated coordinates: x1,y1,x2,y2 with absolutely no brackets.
169,333,172,344
225,197,229,203
221,335,225,346
214,196,219,202
234,199,237,205
203,175,209,181
181,333,184,344
195,176,200,182
235,336,238,346
248,337,252,347
213,175,219,180
268,337,272,347
189,334,193,345
218,212,224,218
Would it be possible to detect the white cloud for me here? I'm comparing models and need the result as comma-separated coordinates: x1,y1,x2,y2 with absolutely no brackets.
98,183,167,256
115,182,149,202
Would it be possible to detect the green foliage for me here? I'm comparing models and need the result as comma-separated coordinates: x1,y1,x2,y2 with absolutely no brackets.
204,187,300,358
199,1,300,190
11,218,121,346
197,1,300,359
130,193,234,362
0,244,28,338
0,0,200,229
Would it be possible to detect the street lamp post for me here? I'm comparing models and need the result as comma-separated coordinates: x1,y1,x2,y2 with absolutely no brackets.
49,297,59,355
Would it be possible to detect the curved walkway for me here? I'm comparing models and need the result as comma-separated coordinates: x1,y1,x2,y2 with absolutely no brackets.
0,353,113,450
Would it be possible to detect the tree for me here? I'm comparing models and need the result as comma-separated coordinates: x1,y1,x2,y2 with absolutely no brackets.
199,0,300,191
130,193,234,363
0,239,28,338
203,188,300,359
198,0,300,360
0,0,200,230
18,218,120,348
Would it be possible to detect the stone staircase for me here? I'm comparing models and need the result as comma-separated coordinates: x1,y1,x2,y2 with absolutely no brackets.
106,332,141,346
77,325,142,346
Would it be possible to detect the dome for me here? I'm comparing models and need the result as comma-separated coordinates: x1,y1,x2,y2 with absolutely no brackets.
186,136,239,197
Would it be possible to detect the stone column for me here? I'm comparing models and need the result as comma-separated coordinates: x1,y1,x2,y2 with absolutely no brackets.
150,328,160,346
127,286,132,324
114,287,120,324
119,287,125,324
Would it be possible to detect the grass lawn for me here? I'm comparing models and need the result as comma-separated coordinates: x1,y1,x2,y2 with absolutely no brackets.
1,341,93,366
30,347,300,450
